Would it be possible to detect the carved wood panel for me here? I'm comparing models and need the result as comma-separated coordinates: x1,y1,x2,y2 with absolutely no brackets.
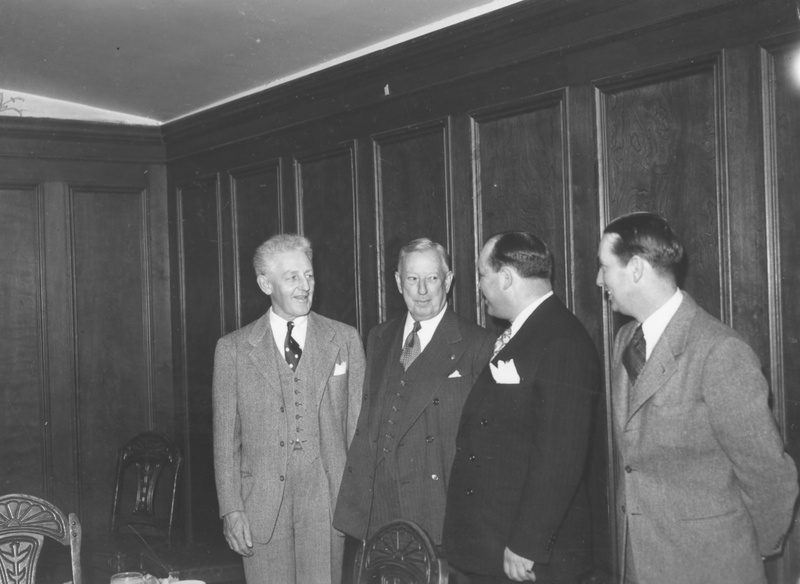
176,178,223,543
473,95,568,329
374,122,450,322
0,186,45,498
597,62,723,323
71,187,153,537
229,162,282,329
297,144,360,329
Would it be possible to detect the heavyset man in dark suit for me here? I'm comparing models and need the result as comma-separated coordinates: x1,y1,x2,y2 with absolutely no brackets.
443,231,600,584
597,213,798,584
212,234,366,584
334,238,495,545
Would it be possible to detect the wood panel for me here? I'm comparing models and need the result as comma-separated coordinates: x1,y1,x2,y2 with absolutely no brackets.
473,93,569,329
71,187,153,537
374,122,450,322
229,162,282,329
0,186,45,497
176,177,224,543
597,61,723,323
297,144,360,329
765,38,800,584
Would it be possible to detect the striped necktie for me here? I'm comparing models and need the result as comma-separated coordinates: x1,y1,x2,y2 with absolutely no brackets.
492,326,513,359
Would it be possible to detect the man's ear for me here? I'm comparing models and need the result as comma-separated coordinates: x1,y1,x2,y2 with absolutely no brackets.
257,275,272,296
395,271,403,295
629,255,645,283
500,267,514,290
444,270,454,294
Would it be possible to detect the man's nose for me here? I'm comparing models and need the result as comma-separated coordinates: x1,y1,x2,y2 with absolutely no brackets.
595,269,603,287
418,280,428,294
299,275,310,290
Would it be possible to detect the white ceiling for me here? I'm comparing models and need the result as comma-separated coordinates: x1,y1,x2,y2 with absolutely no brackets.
0,0,525,124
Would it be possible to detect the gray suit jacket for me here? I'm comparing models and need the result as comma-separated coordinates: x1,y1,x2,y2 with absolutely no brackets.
333,308,495,543
213,310,366,542
613,293,798,584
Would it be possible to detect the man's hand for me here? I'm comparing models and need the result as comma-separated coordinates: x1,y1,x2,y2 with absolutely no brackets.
223,511,254,557
504,547,535,581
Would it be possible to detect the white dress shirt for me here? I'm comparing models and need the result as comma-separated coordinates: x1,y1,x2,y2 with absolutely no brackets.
269,308,308,353
401,303,448,353
641,289,683,359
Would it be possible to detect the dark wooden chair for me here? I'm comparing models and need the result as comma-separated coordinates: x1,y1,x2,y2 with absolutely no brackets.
354,520,448,584
0,493,82,584
111,431,182,545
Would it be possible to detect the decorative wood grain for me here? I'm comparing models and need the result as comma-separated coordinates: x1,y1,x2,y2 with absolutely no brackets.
597,62,722,321
297,144,360,329
472,95,568,330
230,162,282,329
176,178,223,543
374,122,450,322
71,187,151,537
763,39,800,584
0,186,45,498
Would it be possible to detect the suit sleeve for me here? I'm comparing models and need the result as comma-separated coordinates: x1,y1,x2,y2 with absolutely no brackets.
702,337,798,556
345,326,367,447
212,337,244,518
508,336,599,563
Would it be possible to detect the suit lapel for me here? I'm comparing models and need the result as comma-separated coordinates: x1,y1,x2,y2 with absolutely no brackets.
625,294,695,425
303,312,340,407
245,312,283,397
394,309,465,439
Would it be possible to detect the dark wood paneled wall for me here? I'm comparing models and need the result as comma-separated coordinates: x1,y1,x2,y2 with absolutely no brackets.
0,119,170,543
163,0,800,580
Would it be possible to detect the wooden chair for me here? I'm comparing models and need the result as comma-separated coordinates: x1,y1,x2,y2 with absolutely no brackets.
0,493,82,584
354,520,448,584
111,431,182,545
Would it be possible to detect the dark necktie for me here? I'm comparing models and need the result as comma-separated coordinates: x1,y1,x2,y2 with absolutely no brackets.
400,321,422,370
284,321,302,371
622,325,646,385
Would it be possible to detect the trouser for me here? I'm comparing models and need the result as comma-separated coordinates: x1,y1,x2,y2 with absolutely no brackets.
242,449,344,584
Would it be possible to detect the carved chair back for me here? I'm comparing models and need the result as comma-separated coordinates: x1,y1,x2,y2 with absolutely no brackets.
354,520,448,584
0,493,82,584
110,431,182,545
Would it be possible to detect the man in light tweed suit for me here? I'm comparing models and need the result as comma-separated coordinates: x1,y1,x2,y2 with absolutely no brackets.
597,213,798,584
213,234,366,584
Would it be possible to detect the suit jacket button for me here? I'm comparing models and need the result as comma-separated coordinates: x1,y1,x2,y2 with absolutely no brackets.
433,398,440,405
426,436,434,443
280,441,285,447
625,465,633,473
280,406,285,412
621,505,626,513
294,377,300,382
431,474,439,481
480,419,488,426
355,429,360,436
279,475,285,481
348,466,353,473
469,455,476,461
466,489,474,496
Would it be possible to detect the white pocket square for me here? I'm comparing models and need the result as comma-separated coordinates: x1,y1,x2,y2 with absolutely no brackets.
448,370,462,378
490,359,521,384
333,362,347,376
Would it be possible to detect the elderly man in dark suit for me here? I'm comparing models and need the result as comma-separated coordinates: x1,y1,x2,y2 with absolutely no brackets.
597,212,798,584
443,231,600,584
213,234,366,584
334,237,495,546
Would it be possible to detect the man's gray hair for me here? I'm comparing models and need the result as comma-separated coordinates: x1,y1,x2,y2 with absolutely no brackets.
397,238,451,272
253,234,313,276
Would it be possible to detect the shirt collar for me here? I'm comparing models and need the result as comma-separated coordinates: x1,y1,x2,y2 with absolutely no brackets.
641,289,683,359
509,291,553,337
403,303,448,354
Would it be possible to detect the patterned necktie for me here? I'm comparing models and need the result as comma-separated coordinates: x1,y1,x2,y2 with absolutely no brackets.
284,321,302,371
400,321,422,370
622,325,646,385
492,326,513,359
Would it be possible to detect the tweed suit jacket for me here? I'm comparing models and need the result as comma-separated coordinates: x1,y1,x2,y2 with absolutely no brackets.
612,293,798,584
333,308,495,543
212,310,366,543
443,295,601,579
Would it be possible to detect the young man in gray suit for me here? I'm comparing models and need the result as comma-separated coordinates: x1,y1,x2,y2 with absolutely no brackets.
597,213,798,584
212,234,366,584
334,238,495,545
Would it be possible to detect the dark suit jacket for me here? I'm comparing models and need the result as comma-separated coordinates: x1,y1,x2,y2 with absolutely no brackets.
333,308,495,544
443,295,600,579
612,293,798,584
